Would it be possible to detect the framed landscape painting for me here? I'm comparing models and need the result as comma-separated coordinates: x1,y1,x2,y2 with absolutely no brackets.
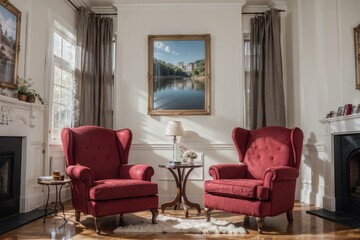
0,0,21,90
148,34,211,116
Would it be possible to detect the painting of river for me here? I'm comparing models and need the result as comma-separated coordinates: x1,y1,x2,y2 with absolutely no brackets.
148,34,211,115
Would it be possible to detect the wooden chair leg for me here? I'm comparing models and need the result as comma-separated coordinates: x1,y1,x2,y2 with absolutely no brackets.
243,215,250,227
94,217,101,234
204,208,213,222
286,210,294,223
75,210,80,221
256,217,265,233
150,208,158,224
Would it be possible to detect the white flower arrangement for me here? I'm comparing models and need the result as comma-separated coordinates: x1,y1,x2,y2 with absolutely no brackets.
182,149,197,160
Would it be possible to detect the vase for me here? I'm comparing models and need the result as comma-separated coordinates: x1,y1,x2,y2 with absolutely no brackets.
18,94,28,102
187,158,194,164
27,95,35,103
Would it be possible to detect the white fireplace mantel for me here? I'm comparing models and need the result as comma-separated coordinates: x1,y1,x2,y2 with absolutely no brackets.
320,114,360,211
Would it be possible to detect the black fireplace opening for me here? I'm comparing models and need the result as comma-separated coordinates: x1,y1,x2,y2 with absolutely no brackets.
334,134,360,217
0,137,22,219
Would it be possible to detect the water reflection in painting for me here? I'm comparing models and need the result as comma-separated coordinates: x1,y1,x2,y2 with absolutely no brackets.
153,77,205,110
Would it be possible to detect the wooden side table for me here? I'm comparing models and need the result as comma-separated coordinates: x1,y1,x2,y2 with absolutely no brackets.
38,176,71,223
158,163,203,218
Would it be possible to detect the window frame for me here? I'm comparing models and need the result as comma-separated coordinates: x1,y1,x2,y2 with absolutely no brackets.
47,18,77,145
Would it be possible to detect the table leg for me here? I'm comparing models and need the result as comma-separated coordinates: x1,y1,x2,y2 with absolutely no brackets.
43,185,50,223
160,168,181,212
59,184,67,222
182,167,201,216
54,185,59,216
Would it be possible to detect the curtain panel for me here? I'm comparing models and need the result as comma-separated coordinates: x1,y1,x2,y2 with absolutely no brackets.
249,9,285,130
74,7,113,128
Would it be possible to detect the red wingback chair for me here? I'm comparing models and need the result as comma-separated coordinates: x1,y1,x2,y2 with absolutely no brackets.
204,126,303,233
61,126,158,234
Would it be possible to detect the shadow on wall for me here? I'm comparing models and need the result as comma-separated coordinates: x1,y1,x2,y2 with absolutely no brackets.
301,132,325,206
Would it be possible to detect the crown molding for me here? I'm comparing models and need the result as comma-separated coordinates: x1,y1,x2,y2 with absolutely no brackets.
114,0,246,8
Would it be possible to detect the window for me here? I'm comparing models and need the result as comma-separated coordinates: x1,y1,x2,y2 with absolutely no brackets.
244,38,250,129
50,21,76,142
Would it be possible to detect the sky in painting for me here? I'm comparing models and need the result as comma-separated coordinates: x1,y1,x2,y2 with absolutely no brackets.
0,5,17,39
154,40,205,65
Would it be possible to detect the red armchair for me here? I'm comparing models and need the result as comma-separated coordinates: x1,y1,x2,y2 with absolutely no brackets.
61,126,158,234
204,126,303,233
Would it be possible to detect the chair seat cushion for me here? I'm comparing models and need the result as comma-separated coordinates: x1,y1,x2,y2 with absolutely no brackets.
89,179,158,201
204,179,269,200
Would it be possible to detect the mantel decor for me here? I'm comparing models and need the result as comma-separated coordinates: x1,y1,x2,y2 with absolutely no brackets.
354,24,360,90
148,34,211,116
0,0,21,90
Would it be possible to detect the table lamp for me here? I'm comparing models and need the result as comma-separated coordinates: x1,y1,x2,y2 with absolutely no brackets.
165,121,184,163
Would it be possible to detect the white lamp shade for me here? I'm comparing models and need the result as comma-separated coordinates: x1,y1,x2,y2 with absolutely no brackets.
165,121,184,136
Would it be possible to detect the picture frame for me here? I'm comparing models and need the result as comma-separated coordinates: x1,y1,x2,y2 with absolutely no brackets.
353,24,360,90
337,106,345,117
148,34,211,116
0,0,21,90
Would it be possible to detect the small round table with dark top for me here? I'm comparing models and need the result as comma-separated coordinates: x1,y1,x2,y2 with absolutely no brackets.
158,163,203,218
37,177,71,223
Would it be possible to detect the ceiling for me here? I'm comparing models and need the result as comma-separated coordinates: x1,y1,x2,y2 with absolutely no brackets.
80,0,274,8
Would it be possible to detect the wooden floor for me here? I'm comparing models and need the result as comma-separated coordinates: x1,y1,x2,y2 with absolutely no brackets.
0,201,359,239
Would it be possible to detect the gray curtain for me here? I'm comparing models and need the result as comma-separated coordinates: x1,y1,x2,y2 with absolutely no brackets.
249,9,285,130
74,7,113,128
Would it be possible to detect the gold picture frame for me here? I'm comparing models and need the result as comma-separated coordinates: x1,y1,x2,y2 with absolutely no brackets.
0,0,21,90
148,34,211,116
354,24,360,90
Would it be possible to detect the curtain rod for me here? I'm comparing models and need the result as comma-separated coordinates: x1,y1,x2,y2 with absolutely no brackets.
242,9,285,15
67,0,117,16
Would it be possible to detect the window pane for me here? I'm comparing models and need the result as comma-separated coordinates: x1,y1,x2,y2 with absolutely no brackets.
63,38,75,67
63,89,73,106
62,70,73,89
54,66,61,85
54,33,62,57
53,85,61,103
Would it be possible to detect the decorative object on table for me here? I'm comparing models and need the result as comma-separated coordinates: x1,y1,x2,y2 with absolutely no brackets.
344,104,353,115
165,120,184,164
325,111,336,118
16,77,32,101
15,77,44,104
0,0,21,90
113,214,247,234
352,105,359,114
147,34,211,116
183,149,197,164
26,89,44,104
337,106,345,117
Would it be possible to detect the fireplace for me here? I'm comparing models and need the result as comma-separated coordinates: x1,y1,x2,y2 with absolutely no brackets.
0,137,22,219
334,134,360,216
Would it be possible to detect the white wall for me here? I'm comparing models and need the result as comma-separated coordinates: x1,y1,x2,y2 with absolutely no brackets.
115,1,245,205
289,0,360,207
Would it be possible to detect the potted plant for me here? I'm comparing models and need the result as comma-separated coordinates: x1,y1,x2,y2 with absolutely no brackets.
26,89,44,105
16,77,32,101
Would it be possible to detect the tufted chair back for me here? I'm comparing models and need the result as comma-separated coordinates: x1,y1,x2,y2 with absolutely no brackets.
232,126,303,180
61,126,132,181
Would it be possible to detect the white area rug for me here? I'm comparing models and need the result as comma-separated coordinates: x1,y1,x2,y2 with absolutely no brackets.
113,214,247,234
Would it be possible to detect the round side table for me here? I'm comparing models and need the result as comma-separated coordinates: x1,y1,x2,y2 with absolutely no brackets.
158,163,203,218
38,176,71,223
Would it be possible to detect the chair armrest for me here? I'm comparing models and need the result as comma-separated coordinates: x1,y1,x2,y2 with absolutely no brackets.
119,164,154,181
66,165,94,186
263,166,299,188
209,164,247,180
